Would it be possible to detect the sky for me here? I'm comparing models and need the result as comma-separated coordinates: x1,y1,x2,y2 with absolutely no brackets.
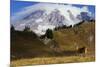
10,0,95,21
11,0,38,16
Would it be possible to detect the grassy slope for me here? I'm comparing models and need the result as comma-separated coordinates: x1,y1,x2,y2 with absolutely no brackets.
54,22,95,54
11,22,95,66
11,31,56,60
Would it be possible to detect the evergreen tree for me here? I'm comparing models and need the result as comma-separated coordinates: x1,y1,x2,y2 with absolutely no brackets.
11,25,15,32
45,29,53,39
54,27,58,31
62,25,67,29
23,26,30,32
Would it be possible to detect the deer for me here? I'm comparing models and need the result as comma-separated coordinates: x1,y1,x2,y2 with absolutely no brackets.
74,43,87,56
77,46,87,54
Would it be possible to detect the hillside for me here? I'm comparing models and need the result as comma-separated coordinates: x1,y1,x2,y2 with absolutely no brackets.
11,31,57,60
53,22,95,55
11,21,95,66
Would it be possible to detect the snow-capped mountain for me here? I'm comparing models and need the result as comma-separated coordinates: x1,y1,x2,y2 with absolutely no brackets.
11,3,94,35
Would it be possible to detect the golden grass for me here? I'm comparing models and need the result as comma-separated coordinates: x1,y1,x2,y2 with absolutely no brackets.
53,22,95,51
11,56,95,66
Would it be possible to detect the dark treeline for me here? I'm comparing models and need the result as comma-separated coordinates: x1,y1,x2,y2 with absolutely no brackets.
11,25,54,40
11,25,37,39
54,19,95,31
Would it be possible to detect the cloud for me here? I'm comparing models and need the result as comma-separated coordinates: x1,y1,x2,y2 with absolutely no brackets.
81,6,89,12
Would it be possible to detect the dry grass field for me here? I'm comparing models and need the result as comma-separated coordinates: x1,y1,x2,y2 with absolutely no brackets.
11,56,95,66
